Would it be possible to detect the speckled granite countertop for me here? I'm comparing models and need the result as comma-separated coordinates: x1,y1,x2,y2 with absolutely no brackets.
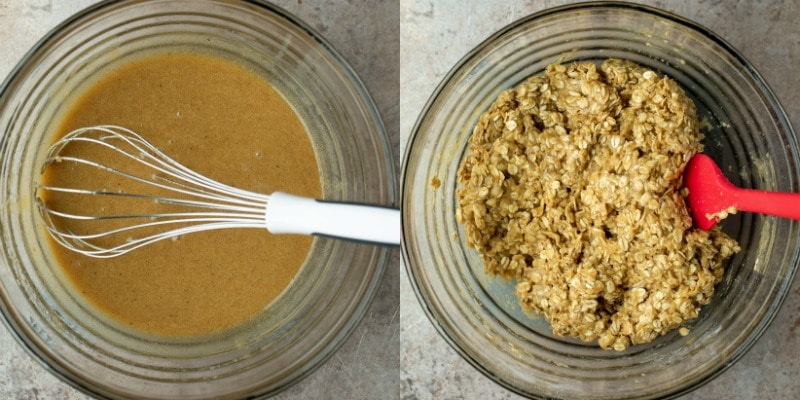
400,1,800,399
0,1,398,399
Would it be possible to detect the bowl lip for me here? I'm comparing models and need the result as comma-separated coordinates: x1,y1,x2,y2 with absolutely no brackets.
400,1,799,398
0,0,396,398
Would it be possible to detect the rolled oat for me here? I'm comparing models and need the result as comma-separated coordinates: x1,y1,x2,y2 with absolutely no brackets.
456,59,739,350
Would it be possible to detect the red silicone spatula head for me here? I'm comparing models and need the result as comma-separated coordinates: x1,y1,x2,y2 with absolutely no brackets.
684,154,737,231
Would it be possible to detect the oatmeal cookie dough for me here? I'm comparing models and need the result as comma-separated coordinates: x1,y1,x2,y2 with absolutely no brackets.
456,59,739,350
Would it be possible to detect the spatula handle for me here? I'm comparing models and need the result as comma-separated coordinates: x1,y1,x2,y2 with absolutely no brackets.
734,188,800,221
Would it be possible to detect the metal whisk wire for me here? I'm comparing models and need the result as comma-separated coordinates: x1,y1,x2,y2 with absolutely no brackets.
36,125,272,258
37,125,400,258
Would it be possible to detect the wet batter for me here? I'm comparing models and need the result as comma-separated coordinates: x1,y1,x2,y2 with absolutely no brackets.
40,53,320,337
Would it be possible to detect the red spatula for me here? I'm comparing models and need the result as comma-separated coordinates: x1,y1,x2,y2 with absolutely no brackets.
684,153,800,230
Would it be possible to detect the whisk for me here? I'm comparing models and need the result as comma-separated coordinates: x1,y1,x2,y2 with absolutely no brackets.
35,125,399,258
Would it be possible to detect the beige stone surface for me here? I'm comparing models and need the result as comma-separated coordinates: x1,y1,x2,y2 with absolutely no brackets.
400,0,800,399
0,1,399,399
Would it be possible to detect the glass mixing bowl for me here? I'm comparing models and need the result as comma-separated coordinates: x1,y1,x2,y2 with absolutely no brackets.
0,0,395,398
402,2,798,399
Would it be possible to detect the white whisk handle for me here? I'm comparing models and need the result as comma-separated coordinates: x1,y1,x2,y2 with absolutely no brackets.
265,192,400,246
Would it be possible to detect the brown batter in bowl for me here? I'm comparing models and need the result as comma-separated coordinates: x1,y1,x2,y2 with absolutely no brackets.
41,52,321,337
